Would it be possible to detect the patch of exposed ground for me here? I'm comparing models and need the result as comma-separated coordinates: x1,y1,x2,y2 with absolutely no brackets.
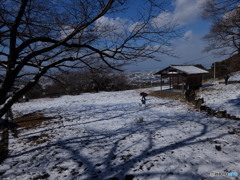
13,113,52,130
149,90,195,108
9,113,53,140
149,90,184,101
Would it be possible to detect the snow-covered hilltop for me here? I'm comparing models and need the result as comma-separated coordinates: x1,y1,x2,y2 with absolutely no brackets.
199,71,240,118
0,84,239,179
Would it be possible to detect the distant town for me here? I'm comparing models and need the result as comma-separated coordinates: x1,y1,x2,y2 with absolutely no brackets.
124,70,162,86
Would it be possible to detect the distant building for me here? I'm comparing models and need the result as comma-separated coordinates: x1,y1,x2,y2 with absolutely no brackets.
155,65,208,91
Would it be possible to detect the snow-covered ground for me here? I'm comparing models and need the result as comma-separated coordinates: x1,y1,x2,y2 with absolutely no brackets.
229,72,240,81
199,72,240,118
0,87,240,180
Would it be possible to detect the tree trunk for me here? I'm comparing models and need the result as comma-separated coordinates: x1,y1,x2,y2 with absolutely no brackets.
0,119,9,164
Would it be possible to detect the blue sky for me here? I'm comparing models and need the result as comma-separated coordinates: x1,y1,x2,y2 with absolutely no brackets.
115,0,228,71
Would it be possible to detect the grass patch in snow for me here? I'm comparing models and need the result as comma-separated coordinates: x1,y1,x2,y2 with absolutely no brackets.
9,113,52,136
149,90,184,101
11,113,54,144
13,113,52,130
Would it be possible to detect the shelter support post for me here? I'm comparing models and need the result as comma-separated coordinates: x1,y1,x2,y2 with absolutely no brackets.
161,75,162,90
169,76,171,89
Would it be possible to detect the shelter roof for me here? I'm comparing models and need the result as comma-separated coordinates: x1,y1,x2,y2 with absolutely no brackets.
155,65,208,75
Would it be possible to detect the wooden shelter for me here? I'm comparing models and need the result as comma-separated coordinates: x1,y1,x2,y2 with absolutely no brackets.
155,65,208,92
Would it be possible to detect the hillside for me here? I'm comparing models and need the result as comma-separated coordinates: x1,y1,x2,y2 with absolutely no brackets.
207,53,240,79
199,71,240,118
0,86,239,179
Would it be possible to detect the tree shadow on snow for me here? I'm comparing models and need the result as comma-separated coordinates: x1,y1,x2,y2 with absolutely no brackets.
226,95,240,107
14,103,161,139
5,110,232,180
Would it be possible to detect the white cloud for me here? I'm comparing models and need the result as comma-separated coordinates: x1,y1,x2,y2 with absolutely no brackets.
183,30,193,41
60,26,74,39
125,30,221,71
153,0,207,27
173,0,206,25
151,11,174,29
128,22,147,33
95,16,128,38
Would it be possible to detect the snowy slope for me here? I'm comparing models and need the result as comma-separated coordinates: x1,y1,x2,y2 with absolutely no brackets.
0,87,240,180
199,72,240,118
229,71,240,81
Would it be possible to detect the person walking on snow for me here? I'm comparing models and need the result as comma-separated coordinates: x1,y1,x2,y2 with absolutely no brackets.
140,92,148,104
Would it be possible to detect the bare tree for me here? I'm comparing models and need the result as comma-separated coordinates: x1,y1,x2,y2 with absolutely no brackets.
0,0,182,163
202,0,240,55
0,0,180,120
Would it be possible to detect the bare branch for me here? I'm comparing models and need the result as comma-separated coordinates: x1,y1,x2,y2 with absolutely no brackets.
202,0,240,55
